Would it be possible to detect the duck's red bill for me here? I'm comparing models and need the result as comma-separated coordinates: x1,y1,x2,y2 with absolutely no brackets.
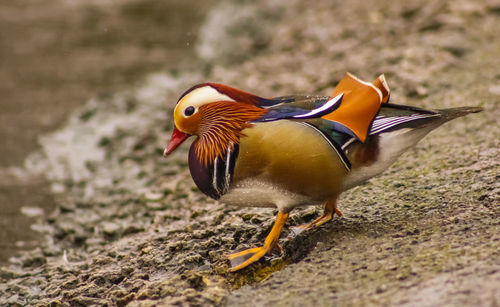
164,127,190,157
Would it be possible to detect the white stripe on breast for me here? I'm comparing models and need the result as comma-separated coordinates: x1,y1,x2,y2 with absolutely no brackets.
212,156,219,192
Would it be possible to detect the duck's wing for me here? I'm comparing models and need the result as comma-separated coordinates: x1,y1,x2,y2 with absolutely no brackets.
321,73,389,141
306,104,444,155
369,104,441,135
252,73,390,141
369,104,483,135
259,94,330,108
253,94,344,122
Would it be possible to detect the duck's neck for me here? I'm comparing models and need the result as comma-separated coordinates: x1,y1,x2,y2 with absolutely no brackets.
193,101,266,166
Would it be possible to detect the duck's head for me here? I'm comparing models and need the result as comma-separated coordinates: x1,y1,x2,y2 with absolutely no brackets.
164,83,267,165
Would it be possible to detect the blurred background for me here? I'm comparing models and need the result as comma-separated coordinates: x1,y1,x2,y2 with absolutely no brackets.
0,0,498,305
0,0,213,263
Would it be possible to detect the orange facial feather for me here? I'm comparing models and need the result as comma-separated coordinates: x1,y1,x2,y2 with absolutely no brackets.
194,101,267,166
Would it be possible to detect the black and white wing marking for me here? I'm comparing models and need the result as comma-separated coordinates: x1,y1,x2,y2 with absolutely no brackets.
368,104,441,135
341,104,441,149
369,113,440,135
253,94,343,122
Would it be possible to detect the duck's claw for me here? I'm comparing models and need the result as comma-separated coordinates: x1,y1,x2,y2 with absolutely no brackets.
228,247,269,272
290,200,341,235
289,213,333,235
227,211,289,272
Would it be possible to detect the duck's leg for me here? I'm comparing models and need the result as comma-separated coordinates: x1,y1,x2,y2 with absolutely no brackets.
228,211,289,272
290,199,341,235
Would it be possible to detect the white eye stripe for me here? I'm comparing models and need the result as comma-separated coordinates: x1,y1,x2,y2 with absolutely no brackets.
175,86,235,119
178,86,234,109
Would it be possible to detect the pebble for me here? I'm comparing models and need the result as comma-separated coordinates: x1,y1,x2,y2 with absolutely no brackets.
20,206,44,217
488,85,500,95
101,222,121,236
144,192,164,201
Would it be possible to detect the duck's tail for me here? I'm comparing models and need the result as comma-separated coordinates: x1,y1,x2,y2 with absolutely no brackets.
438,106,483,121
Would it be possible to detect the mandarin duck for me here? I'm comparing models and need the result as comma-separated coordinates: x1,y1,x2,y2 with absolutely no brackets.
163,73,482,272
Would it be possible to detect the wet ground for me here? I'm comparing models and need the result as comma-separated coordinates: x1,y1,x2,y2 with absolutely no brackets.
1,0,499,306
0,0,210,263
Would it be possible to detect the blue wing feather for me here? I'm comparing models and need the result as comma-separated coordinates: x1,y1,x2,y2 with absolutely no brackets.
253,94,344,122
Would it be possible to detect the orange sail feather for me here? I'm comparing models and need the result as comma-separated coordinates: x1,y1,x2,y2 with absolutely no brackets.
322,73,390,142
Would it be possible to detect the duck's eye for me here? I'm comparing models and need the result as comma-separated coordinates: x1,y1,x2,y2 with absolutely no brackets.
184,106,195,117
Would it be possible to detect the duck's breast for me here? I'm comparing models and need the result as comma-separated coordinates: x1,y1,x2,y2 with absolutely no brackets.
224,120,349,210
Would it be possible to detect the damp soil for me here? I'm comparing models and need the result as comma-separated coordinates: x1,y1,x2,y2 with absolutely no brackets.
1,0,499,306
0,0,211,264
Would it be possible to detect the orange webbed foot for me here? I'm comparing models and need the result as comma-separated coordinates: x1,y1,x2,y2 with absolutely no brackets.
227,212,289,272
290,200,341,235
228,247,270,272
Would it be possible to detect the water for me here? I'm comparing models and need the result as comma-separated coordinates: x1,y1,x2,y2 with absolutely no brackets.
0,0,213,264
